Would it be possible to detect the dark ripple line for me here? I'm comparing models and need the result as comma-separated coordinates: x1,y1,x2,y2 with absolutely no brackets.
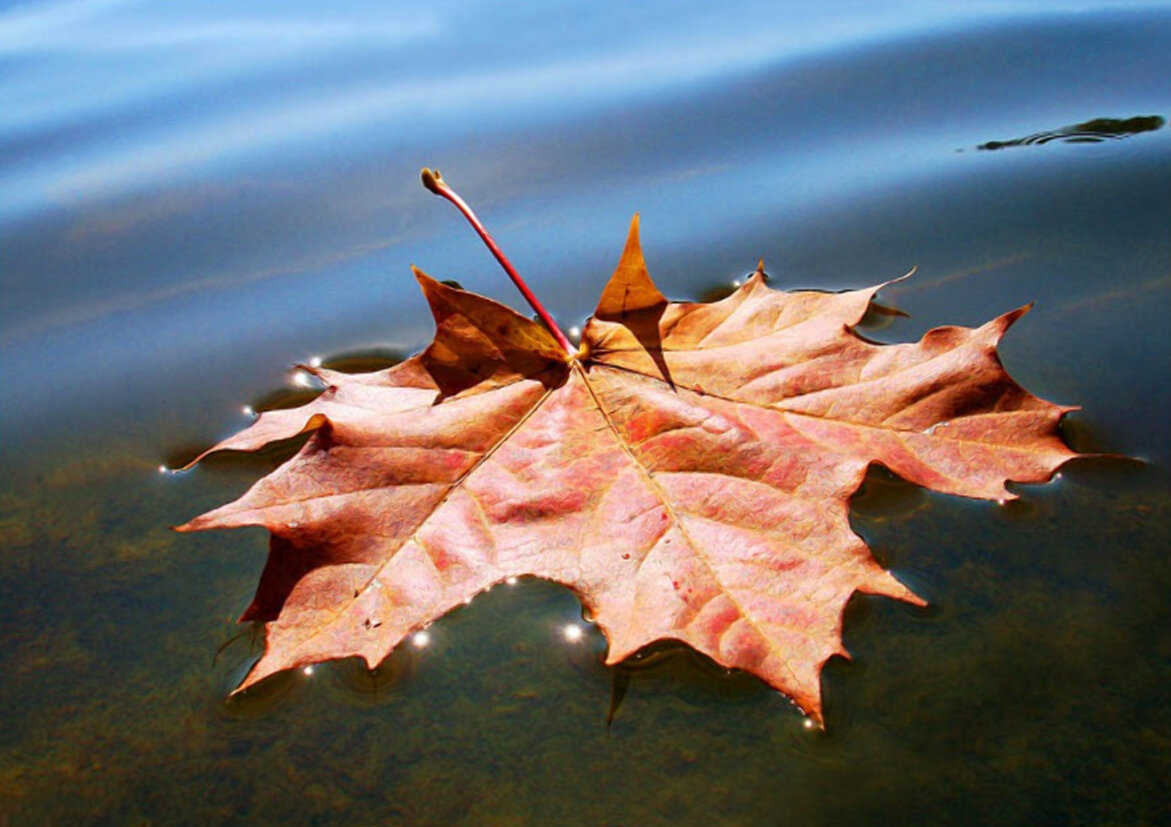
977,115,1164,151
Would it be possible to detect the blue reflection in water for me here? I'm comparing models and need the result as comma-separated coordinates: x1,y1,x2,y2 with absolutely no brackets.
1,0,1169,437
3,0,1166,213
0,4,1169,824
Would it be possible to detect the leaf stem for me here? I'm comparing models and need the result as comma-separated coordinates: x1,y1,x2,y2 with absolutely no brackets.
421,168,574,356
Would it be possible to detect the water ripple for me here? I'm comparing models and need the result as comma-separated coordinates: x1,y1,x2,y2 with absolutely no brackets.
977,114,1165,153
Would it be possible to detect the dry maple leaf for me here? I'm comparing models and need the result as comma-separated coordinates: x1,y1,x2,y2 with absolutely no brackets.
177,170,1079,724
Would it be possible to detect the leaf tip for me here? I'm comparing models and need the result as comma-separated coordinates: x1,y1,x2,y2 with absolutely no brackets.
594,213,666,319
991,303,1034,339
411,265,442,293
881,266,917,291
803,714,827,732
623,214,643,257
171,513,214,533
905,591,930,608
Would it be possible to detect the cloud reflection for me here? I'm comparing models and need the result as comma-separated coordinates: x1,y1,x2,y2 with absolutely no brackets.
0,2,437,54
16,0,1158,215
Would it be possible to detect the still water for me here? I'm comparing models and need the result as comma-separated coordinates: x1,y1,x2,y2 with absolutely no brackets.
2,1,1169,824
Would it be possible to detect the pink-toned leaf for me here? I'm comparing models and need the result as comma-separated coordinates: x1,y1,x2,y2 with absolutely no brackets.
179,218,1079,723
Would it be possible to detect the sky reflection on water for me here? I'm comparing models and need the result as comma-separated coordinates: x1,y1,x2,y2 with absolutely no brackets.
4,0,1168,215
0,2,1169,825
3,1,1169,443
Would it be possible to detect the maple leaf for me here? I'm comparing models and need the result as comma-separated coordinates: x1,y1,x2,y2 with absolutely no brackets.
177,172,1079,724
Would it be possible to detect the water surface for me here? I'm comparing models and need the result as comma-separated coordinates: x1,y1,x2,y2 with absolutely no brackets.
1,2,1169,824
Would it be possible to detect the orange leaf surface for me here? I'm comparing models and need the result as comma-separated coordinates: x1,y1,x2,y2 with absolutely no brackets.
178,217,1078,723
